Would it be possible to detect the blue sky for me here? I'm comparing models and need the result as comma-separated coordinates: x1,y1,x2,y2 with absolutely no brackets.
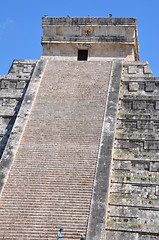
0,0,159,76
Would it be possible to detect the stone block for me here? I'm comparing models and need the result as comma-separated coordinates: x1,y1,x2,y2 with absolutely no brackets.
128,66,137,74
129,186,158,205
0,106,15,116
128,82,139,92
0,126,7,135
149,162,159,172
109,205,138,218
139,235,159,240
155,186,159,196
144,141,159,150
139,82,145,91
134,162,150,171
0,89,22,99
137,67,144,74
122,100,132,110
124,121,137,129
113,160,131,170
140,210,159,225
155,101,159,110
116,139,143,151
0,117,11,126
23,65,33,73
137,120,153,130
132,100,146,110
106,231,138,240
2,99,17,107
145,82,155,92
144,65,152,74
9,82,16,89
16,81,26,89
1,80,10,89
110,181,131,192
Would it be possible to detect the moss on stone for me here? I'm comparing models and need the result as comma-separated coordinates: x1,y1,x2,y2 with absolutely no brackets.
106,219,116,225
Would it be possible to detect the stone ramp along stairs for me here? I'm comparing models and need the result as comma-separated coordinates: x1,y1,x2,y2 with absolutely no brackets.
0,60,112,239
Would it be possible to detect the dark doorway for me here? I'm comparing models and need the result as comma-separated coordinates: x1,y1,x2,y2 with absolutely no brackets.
78,50,88,61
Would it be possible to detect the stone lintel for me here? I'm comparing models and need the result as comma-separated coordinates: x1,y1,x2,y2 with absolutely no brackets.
41,40,135,45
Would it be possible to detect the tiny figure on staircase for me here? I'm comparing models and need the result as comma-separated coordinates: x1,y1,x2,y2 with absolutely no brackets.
57,227,63,240
80,233,85,240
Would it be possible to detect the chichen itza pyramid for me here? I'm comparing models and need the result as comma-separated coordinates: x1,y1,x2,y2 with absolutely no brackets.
0,16,158,240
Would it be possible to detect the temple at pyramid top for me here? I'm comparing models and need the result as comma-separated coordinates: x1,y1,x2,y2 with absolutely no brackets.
41,17,139,61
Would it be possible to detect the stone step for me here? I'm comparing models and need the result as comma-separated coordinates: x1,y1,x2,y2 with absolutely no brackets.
0,60,112,239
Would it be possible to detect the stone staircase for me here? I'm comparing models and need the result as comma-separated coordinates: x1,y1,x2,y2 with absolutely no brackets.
106,62,159,240
0,60,112,239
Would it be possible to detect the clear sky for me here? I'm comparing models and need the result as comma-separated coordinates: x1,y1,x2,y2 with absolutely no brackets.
0,0,159,76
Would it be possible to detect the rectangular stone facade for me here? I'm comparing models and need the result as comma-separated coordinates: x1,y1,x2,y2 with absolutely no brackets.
42,17,139,61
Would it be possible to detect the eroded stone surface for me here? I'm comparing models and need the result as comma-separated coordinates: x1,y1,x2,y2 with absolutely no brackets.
0,60,37,159
42,17,139,61
106,61,159,239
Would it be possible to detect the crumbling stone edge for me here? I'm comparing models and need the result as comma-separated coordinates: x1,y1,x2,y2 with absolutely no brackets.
0,59,48,197
86,60,122,240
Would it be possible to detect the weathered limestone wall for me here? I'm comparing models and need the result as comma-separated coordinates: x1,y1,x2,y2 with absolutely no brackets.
42,42,135,61
42,25,135,41
42,17,139,61
106,62,159,239
0,60,36,159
